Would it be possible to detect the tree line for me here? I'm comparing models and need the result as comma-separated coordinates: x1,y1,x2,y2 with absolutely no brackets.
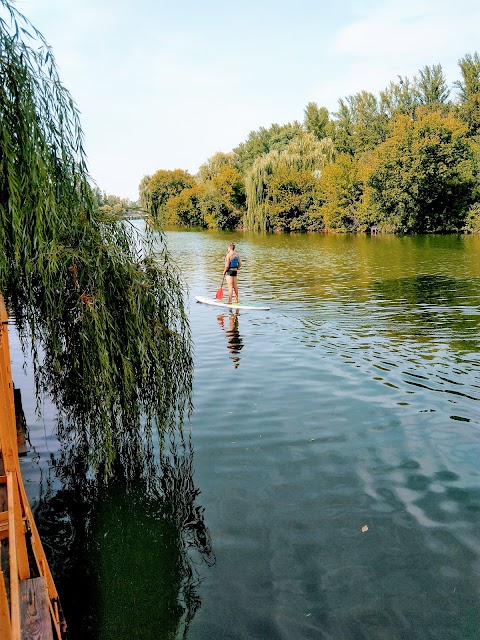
140,55,480,234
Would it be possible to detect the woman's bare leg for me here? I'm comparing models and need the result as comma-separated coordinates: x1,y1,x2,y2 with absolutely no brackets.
233,277,239,302
226,276,234,303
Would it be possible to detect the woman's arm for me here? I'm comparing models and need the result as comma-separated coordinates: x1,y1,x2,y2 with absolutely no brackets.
224,254,231,275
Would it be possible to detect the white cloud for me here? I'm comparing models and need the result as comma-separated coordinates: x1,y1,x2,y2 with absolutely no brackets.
334,0,480,59
319,0,480,109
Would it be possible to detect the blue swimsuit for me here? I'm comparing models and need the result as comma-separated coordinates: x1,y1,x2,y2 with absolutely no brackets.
226,254,239,276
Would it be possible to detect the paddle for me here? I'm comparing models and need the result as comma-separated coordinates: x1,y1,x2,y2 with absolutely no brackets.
216,274,226,299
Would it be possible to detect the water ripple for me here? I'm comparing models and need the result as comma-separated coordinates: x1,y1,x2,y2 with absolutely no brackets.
164,228,480,640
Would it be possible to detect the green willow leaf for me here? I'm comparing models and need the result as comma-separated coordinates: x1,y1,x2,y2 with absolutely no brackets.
0,0,192,478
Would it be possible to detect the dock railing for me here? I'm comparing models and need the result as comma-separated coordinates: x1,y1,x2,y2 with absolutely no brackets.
0,295,66,640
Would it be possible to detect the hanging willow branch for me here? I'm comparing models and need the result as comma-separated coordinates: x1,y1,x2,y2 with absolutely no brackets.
245,132,335,231
0,0,192,477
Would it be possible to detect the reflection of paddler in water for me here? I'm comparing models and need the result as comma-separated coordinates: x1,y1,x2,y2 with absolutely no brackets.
217,310,244,368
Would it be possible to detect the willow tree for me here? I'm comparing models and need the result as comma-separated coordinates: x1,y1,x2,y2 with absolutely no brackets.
244,132,334,231
196,151,238,183
0,0,192,477
233,121,304,174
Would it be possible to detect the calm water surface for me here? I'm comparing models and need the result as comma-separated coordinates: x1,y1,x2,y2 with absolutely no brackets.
10,226,480,639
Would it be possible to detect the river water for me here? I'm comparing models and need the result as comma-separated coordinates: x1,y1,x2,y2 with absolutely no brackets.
9,225,480,639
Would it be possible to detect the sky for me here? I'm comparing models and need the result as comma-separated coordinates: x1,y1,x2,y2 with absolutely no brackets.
16,0,480,201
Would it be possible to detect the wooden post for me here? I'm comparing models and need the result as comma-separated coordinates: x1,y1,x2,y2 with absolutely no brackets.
7,472,21,640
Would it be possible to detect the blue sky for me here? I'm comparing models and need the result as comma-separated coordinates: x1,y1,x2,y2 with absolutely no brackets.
19,0,480,201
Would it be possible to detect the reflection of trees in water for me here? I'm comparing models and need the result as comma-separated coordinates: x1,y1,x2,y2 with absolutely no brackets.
372,275,480,353
373,275,479,307
34,434,213,640
217,310,244,368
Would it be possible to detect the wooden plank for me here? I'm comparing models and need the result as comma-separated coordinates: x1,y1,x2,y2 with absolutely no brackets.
0,347,18,474
0,328,17,446
20,577,54,640
0,570,12,640
0,297,7,324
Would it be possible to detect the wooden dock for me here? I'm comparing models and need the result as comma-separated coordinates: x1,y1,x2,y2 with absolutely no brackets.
0,296,67,640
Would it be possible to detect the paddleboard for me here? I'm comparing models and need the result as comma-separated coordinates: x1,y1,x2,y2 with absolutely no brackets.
195,296,270,310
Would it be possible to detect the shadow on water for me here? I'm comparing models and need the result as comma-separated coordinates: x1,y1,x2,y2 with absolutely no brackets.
33,434,214,640
217,310,244,368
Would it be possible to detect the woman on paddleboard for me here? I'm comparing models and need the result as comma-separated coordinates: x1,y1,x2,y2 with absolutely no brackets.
224,243,241,304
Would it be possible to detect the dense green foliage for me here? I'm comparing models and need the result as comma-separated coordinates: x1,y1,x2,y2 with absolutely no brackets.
140,169,196,222
245,132,334,231
304,102,331,140
0,0,192,477
142,154,244,230
363,110,475,232
165,179,243,231
142,56,480,234
316,154,366,231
